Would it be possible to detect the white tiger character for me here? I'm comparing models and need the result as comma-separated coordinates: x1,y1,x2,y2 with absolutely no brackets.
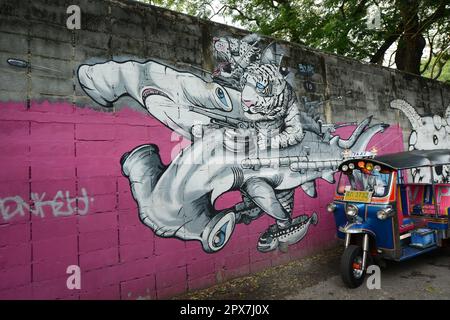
240,63,321,150
213,34,261,79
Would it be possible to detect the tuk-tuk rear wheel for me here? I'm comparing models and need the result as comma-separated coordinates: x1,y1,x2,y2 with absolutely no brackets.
341,245,366,288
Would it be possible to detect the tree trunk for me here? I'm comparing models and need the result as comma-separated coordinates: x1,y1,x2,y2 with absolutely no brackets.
394,0,426,75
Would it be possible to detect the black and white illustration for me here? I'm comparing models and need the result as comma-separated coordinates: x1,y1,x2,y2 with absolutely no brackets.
77,35,387,253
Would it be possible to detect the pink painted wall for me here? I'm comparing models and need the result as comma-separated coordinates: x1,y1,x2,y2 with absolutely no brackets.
0,100,404,299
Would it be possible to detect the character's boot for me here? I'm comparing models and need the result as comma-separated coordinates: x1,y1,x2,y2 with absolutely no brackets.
257,212,318,252
120,144,166,229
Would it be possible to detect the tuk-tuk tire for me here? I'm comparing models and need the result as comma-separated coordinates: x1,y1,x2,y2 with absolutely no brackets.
341,245,366,288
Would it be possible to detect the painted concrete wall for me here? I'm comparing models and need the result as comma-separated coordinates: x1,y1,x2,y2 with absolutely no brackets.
0,0,449,299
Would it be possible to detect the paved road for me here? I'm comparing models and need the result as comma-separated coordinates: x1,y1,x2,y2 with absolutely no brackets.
288,246,450,300
176,246,450,300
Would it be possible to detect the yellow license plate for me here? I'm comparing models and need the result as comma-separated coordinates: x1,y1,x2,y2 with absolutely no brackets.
344,191,373,203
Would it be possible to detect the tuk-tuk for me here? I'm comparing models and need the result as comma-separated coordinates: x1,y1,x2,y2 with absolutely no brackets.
328,149,450,288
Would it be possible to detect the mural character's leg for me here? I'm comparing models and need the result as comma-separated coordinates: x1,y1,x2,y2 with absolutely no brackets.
255,189,319,253
120,144,166,230
258,212,319,253
234,189,294,224
234,195,264,224
121,143,237,253
232,186,312,253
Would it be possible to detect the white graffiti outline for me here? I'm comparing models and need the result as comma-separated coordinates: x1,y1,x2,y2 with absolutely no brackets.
0,188,93,221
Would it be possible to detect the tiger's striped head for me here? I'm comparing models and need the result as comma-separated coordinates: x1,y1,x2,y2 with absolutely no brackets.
240,63,290,121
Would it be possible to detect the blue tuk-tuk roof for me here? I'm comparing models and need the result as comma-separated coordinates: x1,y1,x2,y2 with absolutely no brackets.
340,149,450,170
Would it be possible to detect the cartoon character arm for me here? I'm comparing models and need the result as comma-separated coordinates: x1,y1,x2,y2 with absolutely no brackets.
77,61,147,108
78,60,235,115
270,102,304,149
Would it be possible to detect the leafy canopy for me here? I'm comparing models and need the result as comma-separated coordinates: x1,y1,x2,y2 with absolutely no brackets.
142,0,450,83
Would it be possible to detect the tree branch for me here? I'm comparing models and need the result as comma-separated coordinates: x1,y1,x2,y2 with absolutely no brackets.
431,47,450,79
388,47,397,67
352,0,369,16
420,30,437,74
208,4,226,20
339,1,347,20
370,23,404,64
225,5,261,27
417,0,450,35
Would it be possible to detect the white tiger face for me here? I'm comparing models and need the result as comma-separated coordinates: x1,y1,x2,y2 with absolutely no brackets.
240,64,287,121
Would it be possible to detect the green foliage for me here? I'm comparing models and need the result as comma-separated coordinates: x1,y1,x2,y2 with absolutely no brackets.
422,56,450,84
139,0,450,83
142,0,214,19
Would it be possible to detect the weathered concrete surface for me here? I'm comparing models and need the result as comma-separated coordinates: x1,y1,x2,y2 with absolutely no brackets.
175,246,450,300
289,248,450,300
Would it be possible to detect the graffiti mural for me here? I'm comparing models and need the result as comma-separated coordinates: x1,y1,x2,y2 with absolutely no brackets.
0,188,92,222
391,99,450,183
77,35,387,253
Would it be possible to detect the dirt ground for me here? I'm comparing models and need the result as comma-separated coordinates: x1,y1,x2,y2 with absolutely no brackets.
174,246,450,300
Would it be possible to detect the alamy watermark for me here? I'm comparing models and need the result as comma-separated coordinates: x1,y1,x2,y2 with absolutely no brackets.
366,5,382,30
366,265,381,290
66,5,81,30
66,265,81,290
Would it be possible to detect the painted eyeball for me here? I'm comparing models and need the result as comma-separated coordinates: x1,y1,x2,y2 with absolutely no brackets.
255,82,270,96
433,134,439,145
255,82,264,93
217,87,224,98
214,86,232,111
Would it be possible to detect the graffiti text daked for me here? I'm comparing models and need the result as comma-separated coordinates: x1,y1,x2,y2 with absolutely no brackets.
0,188,93,222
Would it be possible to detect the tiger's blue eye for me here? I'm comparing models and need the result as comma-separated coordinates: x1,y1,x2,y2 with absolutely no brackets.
256,82,266,90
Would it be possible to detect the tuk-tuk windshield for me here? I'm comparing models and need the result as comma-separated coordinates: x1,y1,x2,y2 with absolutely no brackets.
337,169,391,197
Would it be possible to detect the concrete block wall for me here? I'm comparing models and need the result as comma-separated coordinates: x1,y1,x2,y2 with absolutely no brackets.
0,0,449,299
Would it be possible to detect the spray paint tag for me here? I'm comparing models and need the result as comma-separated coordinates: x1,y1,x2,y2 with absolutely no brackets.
303,80,316,92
